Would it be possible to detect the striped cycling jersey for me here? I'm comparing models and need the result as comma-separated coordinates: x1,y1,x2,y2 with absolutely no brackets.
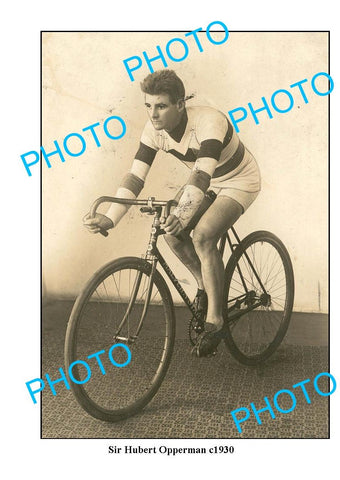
134,105,248,184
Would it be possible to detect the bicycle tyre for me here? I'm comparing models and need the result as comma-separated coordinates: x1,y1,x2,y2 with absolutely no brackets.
223,231,294,365
65,256,176,422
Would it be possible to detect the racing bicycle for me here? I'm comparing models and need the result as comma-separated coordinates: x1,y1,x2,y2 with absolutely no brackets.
64,196,294,422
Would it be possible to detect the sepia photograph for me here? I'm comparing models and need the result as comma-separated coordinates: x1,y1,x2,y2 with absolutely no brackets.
40,30,329,439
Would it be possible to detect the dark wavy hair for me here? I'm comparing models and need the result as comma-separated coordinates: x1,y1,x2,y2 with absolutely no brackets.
140,70,185,104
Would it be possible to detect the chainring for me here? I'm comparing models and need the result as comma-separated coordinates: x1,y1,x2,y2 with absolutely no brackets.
188,315,206,346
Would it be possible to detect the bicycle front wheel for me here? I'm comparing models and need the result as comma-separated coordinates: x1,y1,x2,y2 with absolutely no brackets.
65,257,175,422
223,231,294,365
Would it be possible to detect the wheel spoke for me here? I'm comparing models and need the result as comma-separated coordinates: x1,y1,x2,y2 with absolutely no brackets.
224,234,293,365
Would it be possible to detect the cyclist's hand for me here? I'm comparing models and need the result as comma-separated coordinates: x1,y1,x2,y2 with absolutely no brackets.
83,213,114,234
162,214,183,236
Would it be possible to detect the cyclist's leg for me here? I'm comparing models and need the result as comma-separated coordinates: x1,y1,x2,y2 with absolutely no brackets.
164,185,206,289
192,196,243,330
164,234,204,289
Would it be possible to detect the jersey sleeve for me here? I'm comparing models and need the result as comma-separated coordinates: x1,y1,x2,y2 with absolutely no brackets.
196,108,229,161
105,121,159,227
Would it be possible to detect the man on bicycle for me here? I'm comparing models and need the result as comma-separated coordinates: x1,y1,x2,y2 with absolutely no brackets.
84,69,261,357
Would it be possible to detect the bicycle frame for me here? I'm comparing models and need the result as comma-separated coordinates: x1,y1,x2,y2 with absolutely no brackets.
64,196,294,422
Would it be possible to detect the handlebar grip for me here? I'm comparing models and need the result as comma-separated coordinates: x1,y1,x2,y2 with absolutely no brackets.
99,228,109,237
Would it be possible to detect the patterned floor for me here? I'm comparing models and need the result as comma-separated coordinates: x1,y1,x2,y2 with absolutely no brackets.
41,300,329,439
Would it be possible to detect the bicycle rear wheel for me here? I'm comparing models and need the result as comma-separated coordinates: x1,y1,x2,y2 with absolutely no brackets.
64,256,175,422
223,231,294,365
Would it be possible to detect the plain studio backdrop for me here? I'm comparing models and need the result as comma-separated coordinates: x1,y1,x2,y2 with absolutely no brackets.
42,31,328,313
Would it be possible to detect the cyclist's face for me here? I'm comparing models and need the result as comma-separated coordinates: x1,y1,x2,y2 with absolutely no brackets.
144,93,184,132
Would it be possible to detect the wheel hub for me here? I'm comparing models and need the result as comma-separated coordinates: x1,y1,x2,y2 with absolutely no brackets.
260,292,271,307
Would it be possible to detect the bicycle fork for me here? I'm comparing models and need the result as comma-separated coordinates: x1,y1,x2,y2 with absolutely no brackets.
114,262,157,344
113,212,161,344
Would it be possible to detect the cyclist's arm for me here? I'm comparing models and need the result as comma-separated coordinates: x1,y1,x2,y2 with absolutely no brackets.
172,156,218,228
84,156,153,233
84,127,158,234
100,121,159,229
84,119,157,232
103,139,157,227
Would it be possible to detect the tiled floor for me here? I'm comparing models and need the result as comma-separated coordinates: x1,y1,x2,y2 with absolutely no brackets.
41,300,328,439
